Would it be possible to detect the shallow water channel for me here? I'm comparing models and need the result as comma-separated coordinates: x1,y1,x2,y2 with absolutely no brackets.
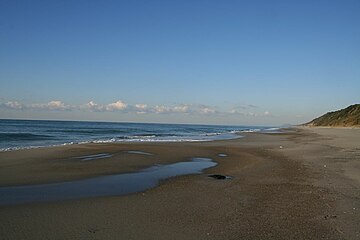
0,158,217,205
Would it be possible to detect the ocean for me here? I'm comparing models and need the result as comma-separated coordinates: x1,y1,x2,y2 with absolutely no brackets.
0,119,279,151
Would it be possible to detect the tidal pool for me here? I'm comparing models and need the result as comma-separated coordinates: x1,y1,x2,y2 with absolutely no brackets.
0,158,217,205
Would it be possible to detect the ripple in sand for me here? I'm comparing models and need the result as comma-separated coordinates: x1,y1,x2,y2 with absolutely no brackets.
127,150,153,156
74,153,113,161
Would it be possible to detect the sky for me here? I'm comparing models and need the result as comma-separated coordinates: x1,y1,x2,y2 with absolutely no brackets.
0,0,359,126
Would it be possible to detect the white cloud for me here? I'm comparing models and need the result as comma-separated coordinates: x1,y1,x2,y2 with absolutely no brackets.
199,106,216,114
233,104,259,110
0,99,220,115
229,109,236,114
229,109,274,117
105,100,127,111
150,104,217,115
1,101,24,110
262,111,274,117
229,109,241,114
82,100,128,112
47,101,67,110
229,110,257,116
85,101,104,112
31,101,70,110
183,104,217,115
1,99,266,118
153,105,171,114
135,104,147,110
87,101,98,108
134,104,148,114
173,105,189,113
6,101,24,109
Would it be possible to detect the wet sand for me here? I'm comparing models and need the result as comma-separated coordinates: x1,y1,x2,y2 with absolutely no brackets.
0,128,359,239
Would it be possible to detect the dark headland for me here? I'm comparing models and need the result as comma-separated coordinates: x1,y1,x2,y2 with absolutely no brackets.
305,104,360,127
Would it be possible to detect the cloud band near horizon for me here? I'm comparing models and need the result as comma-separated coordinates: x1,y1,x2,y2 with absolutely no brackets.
0,100,272,117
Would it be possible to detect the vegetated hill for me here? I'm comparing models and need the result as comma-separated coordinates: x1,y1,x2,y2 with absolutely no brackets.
305,104,360,127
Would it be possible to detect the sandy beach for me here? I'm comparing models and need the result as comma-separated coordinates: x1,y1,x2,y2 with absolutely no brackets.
0,128,359,239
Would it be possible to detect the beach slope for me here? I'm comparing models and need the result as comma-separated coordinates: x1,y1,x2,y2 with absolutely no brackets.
0,128,359,239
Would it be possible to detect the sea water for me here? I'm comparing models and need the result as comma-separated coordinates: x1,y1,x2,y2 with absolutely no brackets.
0,119,279,151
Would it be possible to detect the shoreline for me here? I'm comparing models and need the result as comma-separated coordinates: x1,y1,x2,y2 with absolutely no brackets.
0,135,244,153
0,118,279,153
0,135,255,187
1,128,359,239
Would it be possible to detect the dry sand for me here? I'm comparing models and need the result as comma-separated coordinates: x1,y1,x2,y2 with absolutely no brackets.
0,128,359,239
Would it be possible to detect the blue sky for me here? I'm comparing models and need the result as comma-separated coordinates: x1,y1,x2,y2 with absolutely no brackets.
0,0,359,125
